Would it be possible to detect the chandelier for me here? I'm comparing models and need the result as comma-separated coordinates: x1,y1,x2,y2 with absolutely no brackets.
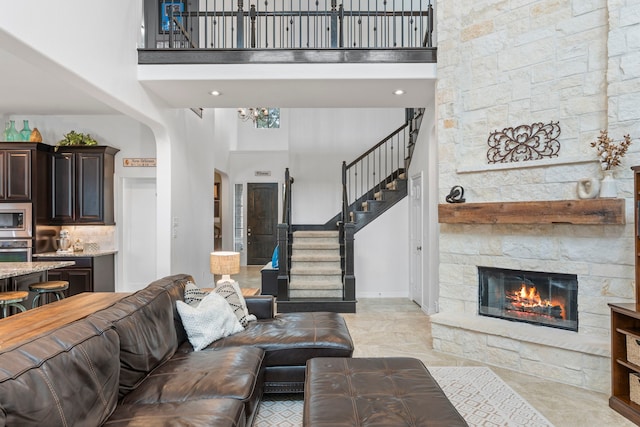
237,107,269,123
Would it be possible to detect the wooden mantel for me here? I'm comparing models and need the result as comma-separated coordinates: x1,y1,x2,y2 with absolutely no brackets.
438,199,625,225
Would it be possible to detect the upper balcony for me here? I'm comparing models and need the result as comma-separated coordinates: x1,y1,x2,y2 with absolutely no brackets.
140,0,435,64
138,0,437,108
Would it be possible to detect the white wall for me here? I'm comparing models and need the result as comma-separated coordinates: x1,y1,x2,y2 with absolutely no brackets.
289,108,405,223
355,198,410,298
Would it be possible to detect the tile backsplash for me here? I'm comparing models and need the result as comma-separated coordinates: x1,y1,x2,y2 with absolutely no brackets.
35,225,116,253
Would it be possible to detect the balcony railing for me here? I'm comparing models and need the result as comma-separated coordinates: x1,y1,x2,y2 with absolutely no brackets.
147,0,434,51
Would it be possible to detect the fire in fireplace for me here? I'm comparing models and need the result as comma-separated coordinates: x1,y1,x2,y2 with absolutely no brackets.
478,267,578,332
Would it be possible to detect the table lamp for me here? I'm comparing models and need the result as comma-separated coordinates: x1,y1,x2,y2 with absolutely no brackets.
210,251,240,286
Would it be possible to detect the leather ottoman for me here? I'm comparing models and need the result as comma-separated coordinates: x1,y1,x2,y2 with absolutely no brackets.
303,357,468,426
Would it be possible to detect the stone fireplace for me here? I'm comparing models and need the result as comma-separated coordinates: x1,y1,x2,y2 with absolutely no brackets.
478,267,578,332
429,218,631,395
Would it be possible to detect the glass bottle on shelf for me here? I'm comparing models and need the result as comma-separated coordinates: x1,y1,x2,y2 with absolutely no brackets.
5,120,20,142
19,120,31,141
3,122,9,141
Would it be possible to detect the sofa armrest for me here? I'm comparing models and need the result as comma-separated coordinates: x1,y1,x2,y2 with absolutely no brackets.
245,295,275,319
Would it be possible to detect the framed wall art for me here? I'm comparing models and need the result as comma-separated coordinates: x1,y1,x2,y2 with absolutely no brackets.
159,1,185,33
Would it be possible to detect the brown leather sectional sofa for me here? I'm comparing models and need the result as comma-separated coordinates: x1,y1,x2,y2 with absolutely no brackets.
0,273,354,426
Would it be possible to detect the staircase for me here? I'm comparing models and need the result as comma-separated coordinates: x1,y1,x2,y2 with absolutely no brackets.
276,108,424,313
289,231,342,298
350,172,407,232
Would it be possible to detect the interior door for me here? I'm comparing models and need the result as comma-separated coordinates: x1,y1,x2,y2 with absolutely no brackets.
247,183,278,265
409,173,423,306
120,177,157,292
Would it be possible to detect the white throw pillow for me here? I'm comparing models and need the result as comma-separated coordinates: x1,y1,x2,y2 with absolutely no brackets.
176,291,244,351
214,281,257,327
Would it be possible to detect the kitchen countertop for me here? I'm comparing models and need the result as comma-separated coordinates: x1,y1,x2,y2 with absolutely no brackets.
0,261,76,279
33,250,118,258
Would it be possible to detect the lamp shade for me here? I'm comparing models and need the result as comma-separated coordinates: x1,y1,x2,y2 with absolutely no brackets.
210,251,240,275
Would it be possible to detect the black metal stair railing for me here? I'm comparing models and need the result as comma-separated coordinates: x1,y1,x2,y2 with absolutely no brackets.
153,0,434,50
276,168,294,301
341,107,423,226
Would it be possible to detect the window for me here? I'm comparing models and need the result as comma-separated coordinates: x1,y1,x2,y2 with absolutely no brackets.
256,108,280,129
234,184,244,252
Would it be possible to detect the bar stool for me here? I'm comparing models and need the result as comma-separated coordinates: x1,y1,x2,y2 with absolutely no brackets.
29,281,69,308
0,291,28,318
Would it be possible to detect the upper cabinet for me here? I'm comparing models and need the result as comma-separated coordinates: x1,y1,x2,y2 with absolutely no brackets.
0,143,51,203
0,149,31,200
50,146,119,225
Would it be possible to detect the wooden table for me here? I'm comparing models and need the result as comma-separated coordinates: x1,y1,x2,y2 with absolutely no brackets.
0,292,128,350
0,287,262,351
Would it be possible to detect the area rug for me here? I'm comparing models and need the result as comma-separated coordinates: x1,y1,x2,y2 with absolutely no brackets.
253,366,554,427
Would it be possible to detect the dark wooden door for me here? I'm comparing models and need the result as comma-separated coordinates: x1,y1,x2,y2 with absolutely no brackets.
247,183,278,265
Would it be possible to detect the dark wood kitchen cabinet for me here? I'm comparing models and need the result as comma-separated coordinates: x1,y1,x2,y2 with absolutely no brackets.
50,146,119,225
0,143,51,203
43,254,115,297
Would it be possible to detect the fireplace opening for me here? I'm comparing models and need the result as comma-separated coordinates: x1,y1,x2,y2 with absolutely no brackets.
478,267,578,332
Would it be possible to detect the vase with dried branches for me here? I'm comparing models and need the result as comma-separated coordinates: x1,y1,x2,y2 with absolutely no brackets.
590,130,633,198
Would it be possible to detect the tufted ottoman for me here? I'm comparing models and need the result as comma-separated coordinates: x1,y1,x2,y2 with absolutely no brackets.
304,357,468,426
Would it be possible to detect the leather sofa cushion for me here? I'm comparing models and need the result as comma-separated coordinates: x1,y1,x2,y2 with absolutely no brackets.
146,273,193,345
198,312,354,367
121,347,264,421
104,398,246,427
0,318,119,427
89,285,178,398
304,357,468,427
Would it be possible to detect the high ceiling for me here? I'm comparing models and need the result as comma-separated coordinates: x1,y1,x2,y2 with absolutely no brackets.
0,49,117,116
0,47,435,117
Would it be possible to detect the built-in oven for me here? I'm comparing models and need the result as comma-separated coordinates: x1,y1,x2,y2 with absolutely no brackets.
0,203,32,238
0,239,32,262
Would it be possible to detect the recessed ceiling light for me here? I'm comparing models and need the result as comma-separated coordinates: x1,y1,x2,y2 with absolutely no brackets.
393,89,405,96
210,90,221,96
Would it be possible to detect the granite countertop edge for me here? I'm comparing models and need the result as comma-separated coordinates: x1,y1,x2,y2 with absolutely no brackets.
33,250,118,258
0,261,76,279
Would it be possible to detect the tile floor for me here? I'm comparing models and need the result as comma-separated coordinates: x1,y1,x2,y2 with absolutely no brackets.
236,266,633,426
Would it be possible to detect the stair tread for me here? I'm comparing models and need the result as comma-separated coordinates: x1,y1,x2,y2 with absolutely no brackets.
289,281,343,290
291,254,341,261
293,230,339,237
292,242,340,249
290,267,342,275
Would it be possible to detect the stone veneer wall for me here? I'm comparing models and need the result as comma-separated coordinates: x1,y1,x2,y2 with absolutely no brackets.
432,0,640,393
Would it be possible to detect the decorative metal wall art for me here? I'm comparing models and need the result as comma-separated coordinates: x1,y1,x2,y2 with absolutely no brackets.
487,121,561,164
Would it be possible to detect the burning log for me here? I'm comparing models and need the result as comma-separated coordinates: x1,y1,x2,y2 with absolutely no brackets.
504,284,565,320
504,301,564,319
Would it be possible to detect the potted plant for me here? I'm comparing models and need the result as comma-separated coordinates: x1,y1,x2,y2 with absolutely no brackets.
55,131,98,151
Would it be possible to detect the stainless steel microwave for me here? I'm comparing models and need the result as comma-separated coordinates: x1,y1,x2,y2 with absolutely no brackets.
0,203,32,238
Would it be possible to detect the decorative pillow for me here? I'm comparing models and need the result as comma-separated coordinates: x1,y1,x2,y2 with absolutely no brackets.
214,281,257,327
184,280,208,306
176,292,244,351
